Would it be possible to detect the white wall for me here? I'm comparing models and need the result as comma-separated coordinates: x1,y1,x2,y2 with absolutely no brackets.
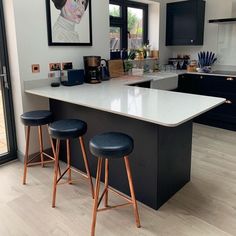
217,24,236,66
3,0,109,156
13,0,110,82
233,2,236,15
148,0,176,64
143,0,181,64
148,2,160,50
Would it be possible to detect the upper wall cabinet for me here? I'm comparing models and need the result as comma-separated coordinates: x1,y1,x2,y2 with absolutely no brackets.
166,0,206,46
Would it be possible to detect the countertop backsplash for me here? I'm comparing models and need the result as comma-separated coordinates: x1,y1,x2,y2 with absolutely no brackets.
217,23,236,66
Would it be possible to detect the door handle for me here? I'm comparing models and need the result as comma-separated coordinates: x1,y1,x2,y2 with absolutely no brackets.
0,66,9,89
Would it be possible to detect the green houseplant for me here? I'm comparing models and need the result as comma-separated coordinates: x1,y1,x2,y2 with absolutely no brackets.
124,60,133,73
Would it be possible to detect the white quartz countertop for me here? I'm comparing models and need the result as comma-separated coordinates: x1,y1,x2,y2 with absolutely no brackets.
25,75,225,127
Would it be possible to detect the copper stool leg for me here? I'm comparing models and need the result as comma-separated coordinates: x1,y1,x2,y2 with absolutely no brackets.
66,139,72,183
79,137,94,198
47,125,61,177
124,156,141,228
38,126,44,168
52,139,60,208
23,126,31,185
91,158,103,236
104,159,109,207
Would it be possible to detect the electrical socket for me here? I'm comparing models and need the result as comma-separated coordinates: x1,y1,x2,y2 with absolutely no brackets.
32,64,40,73
49,63,61,71
62,62,73,70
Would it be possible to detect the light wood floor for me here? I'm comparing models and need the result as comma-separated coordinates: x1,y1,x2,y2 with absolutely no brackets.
0,123,236,236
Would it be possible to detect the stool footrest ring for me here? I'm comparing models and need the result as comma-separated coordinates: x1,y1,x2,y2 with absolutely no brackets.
97,188,108,208
27,160,55,167
70,167,90,179
108,187,133,203
56,166,91,185
43,152,54,160
27,152,55,166
57,167,70,183
97,186,133,210
97,202,132,213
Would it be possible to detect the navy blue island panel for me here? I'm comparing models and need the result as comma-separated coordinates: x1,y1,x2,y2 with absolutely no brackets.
50,99,193,210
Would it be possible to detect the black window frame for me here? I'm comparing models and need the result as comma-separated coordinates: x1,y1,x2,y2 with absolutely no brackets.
0,0,17,164
109,0,149,51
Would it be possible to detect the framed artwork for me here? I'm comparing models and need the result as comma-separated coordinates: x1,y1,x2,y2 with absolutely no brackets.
46,0,92,46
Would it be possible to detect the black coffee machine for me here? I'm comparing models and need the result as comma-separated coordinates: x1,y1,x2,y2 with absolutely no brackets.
84,56,101,83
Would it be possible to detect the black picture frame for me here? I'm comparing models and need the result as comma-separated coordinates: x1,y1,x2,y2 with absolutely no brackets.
45,0,92,46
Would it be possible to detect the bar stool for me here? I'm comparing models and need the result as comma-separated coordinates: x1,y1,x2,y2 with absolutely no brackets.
48,119,94,208
21,110,55,185
89,132,141,236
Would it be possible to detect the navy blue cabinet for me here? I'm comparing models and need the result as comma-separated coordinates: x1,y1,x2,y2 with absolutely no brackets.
178,74,236,131
166,0,205,46
178,74,206,94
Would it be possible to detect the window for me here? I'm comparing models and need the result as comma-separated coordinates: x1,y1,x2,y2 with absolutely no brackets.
109,0,148,52
109,4,121,17
127,7,144,50
110,27,121,51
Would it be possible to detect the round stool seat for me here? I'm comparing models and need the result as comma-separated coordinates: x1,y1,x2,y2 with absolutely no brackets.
49,119,87,140
89,132,133,159
21,110,53,126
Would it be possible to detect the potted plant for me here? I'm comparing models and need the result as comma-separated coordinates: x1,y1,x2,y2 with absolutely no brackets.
124,60,133,74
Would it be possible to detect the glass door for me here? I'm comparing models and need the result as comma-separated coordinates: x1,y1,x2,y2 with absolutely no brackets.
0,0,17,164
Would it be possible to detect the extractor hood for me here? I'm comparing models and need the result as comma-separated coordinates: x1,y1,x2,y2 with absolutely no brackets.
209,18,236,23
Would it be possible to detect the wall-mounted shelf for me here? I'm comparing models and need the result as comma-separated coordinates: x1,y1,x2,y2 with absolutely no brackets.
209,18,236,23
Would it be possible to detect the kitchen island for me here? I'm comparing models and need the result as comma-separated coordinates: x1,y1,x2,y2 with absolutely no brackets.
25,75,225,210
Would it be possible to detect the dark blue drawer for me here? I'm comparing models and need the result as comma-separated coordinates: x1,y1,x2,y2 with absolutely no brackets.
205,92,236,123
202,75,236,94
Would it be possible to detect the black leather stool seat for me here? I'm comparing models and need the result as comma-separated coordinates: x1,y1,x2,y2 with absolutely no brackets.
89,132,134,159
49,119,87,140
21,110,53,126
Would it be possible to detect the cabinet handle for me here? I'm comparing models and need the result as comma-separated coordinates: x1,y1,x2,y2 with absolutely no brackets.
226,77,234,81
190,40,194,43
200,76,204,79
225,100,232,104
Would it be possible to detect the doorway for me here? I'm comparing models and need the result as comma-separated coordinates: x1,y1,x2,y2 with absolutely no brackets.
0,0,17,164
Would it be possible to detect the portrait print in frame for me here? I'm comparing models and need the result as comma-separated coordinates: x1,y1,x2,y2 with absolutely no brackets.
46,0,92,46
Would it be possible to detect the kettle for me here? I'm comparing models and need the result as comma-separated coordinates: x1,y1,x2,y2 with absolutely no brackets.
100,59,110,81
